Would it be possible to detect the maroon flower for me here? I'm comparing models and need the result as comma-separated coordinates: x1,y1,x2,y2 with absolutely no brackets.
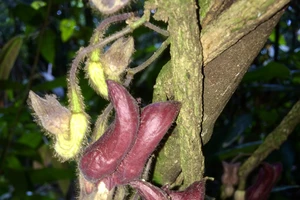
246,162,282,200
79,80,181,189
79,80,140,182
130,179,206,200
163,181,206,200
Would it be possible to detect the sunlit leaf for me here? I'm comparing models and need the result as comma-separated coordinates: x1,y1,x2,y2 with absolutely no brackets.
31,1,46,10
59,19,76,42
269,30,286,45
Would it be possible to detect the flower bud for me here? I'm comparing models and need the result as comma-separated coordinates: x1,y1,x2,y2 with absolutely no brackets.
246,163,282,200
101,37,134,81
90,0,131,15
79,80,139,182
28,91,88,161
86,61,108,98
55,113,88,160
85,37,134,99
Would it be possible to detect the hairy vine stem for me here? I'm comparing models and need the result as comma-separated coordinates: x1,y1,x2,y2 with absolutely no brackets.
124,37,171,87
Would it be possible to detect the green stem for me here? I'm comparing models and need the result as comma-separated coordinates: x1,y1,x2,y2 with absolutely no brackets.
238,100,300,190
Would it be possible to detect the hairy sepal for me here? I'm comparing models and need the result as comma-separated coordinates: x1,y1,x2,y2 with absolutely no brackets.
27,91,71,136
79,80,139,182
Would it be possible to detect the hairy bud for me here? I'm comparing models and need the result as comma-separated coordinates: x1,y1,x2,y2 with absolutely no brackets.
102,37,134,81
86,37,134,99
90,0,131,15
28,91,88,161
55,113,88,160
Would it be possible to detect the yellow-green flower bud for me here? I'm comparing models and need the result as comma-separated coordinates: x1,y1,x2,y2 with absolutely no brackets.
28,91,88,161
86,61,108,98
85,37,134,99
55,113,88,161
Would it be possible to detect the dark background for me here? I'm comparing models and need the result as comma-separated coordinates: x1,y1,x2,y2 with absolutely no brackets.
0,0,299,199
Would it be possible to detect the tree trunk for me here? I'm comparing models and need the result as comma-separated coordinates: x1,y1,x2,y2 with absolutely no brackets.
151,0,289,188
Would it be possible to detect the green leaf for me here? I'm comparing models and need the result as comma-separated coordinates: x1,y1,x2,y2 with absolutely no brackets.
217,141,262,160
32,76,67,91
29,168,75,184
5,168,28,194
40,30,56,64
0,80,25,90
59,19,76,42
269,30,286,45
243,61,290,82
5,156,23,170
12,4,36,23
18,132,43,149
0,36,23,80
258,109,279,125
31,1,47,10
223,114,252,147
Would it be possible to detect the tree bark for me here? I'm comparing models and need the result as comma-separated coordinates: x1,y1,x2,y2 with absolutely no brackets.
151,0,289,187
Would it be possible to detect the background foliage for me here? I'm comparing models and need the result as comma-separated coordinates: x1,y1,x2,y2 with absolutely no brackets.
0,0,299,199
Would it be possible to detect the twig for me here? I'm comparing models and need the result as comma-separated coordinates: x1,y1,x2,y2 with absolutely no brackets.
144,21,169,37
237,99,300,190
68,11,150,111
123,37,170,87
126,37,171,76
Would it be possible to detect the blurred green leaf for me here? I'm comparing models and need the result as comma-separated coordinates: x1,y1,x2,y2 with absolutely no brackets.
40,30,56,64
32,76,66,91
5,156,23,170
0,80,25,90
243,61,290,82
258,109,279,125
31,1,47,10
12,4,37,23
29,168,75,184
217,141,262,160
60,19,76,42
5,168,28,195
269,30,286,45
272,185,300,192
18,132,43,149
0,36,23,80
223,114,252,147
